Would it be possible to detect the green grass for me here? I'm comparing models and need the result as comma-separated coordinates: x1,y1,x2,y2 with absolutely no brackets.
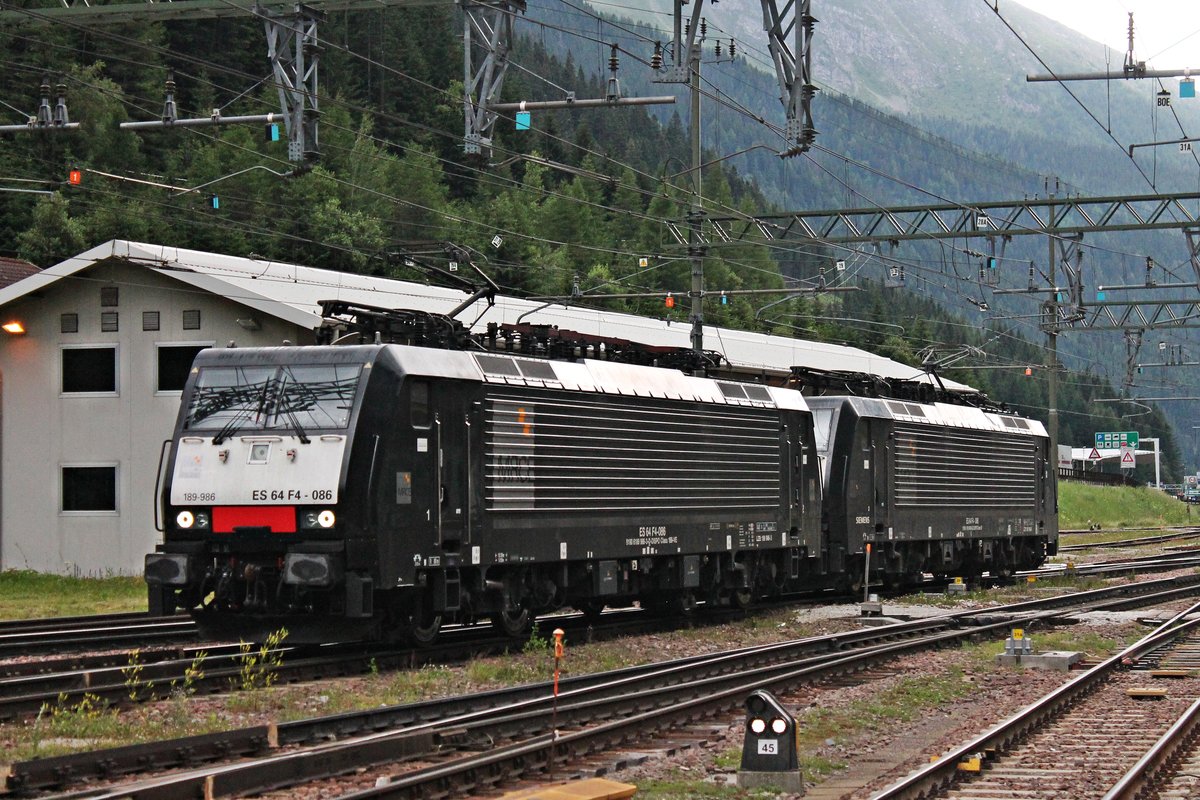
1059,482,1194,530
0,570,146,620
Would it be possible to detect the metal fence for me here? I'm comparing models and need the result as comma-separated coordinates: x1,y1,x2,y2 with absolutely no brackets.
1059,467,1139,487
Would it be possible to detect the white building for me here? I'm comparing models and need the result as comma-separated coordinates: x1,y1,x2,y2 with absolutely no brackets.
0,240,957,575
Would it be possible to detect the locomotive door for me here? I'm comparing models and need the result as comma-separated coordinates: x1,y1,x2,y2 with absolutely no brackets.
434,383,471,551
872,422,889,532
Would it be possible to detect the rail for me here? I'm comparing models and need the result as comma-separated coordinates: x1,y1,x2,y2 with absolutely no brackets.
11,574,1200,797
870,601,1200,800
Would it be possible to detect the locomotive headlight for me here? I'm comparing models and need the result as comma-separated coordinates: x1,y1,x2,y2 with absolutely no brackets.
749,718,766,735
301,509,337,530
771,718,788,735
175,510,210,530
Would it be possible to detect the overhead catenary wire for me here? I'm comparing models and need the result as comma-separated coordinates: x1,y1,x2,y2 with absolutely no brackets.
9,0,1200,407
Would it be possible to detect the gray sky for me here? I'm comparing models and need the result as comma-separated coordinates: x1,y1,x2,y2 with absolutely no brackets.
1010,1,1200,68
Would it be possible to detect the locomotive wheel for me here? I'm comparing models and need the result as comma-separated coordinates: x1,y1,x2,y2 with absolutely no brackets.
730,588,754,610
647,592,696,617
577,600,606,621
406,612,443,646
492,606,533,638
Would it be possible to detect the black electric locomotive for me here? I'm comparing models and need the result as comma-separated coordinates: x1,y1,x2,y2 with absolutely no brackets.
146,343,825,642
807,395,1057,590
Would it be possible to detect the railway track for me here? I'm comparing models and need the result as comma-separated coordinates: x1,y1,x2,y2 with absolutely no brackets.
1058,526,1200,552
871,602,1200,800
0,603,783,723
7,573,1199,798
0,552,1194,725
1030,549,1200,579
0,613,195,659
1059,525,1200,536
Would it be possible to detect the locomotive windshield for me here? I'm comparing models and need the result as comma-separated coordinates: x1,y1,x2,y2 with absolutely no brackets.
811,407,836,452
183,363,363,433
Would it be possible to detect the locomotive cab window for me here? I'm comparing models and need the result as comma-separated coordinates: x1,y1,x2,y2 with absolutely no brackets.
410,380,431,427
811,408,836,452
184,363,362,432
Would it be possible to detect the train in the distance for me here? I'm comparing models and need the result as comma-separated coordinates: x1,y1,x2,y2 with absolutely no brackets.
145,304,1057,643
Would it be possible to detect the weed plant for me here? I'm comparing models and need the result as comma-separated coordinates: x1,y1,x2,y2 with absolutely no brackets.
227,628,288,712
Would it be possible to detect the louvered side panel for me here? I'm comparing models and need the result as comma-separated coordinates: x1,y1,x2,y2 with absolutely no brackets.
484,390,781,512
893,424,1038,508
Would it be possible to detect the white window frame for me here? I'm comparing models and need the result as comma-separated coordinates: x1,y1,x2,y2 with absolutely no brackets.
155,341,214,396
60,343,119,397
60,462,120,515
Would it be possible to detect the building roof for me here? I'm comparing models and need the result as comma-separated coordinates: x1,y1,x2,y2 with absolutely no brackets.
0,257,40,288
0,240,970,389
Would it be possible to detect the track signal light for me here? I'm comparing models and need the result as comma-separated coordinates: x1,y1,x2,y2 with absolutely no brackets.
739,690,801,791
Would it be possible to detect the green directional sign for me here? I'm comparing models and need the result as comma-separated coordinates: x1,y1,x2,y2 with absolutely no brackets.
1095,430,1139,449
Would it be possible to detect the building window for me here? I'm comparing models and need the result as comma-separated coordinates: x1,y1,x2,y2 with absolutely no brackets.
61,465,118,512
62,345,118,394
100,286,118,307
157,344,210,392
142,311,160,331
60,313,79,334
100,311,119,332
182,309,201,330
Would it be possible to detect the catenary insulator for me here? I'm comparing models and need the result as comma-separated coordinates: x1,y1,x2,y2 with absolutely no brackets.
53,81,69,126
729,39,736,57
606,43,621,100
162,69,178,124
651,42,663,70
714,41,722,57
37,77,52,127
700,17,707,37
